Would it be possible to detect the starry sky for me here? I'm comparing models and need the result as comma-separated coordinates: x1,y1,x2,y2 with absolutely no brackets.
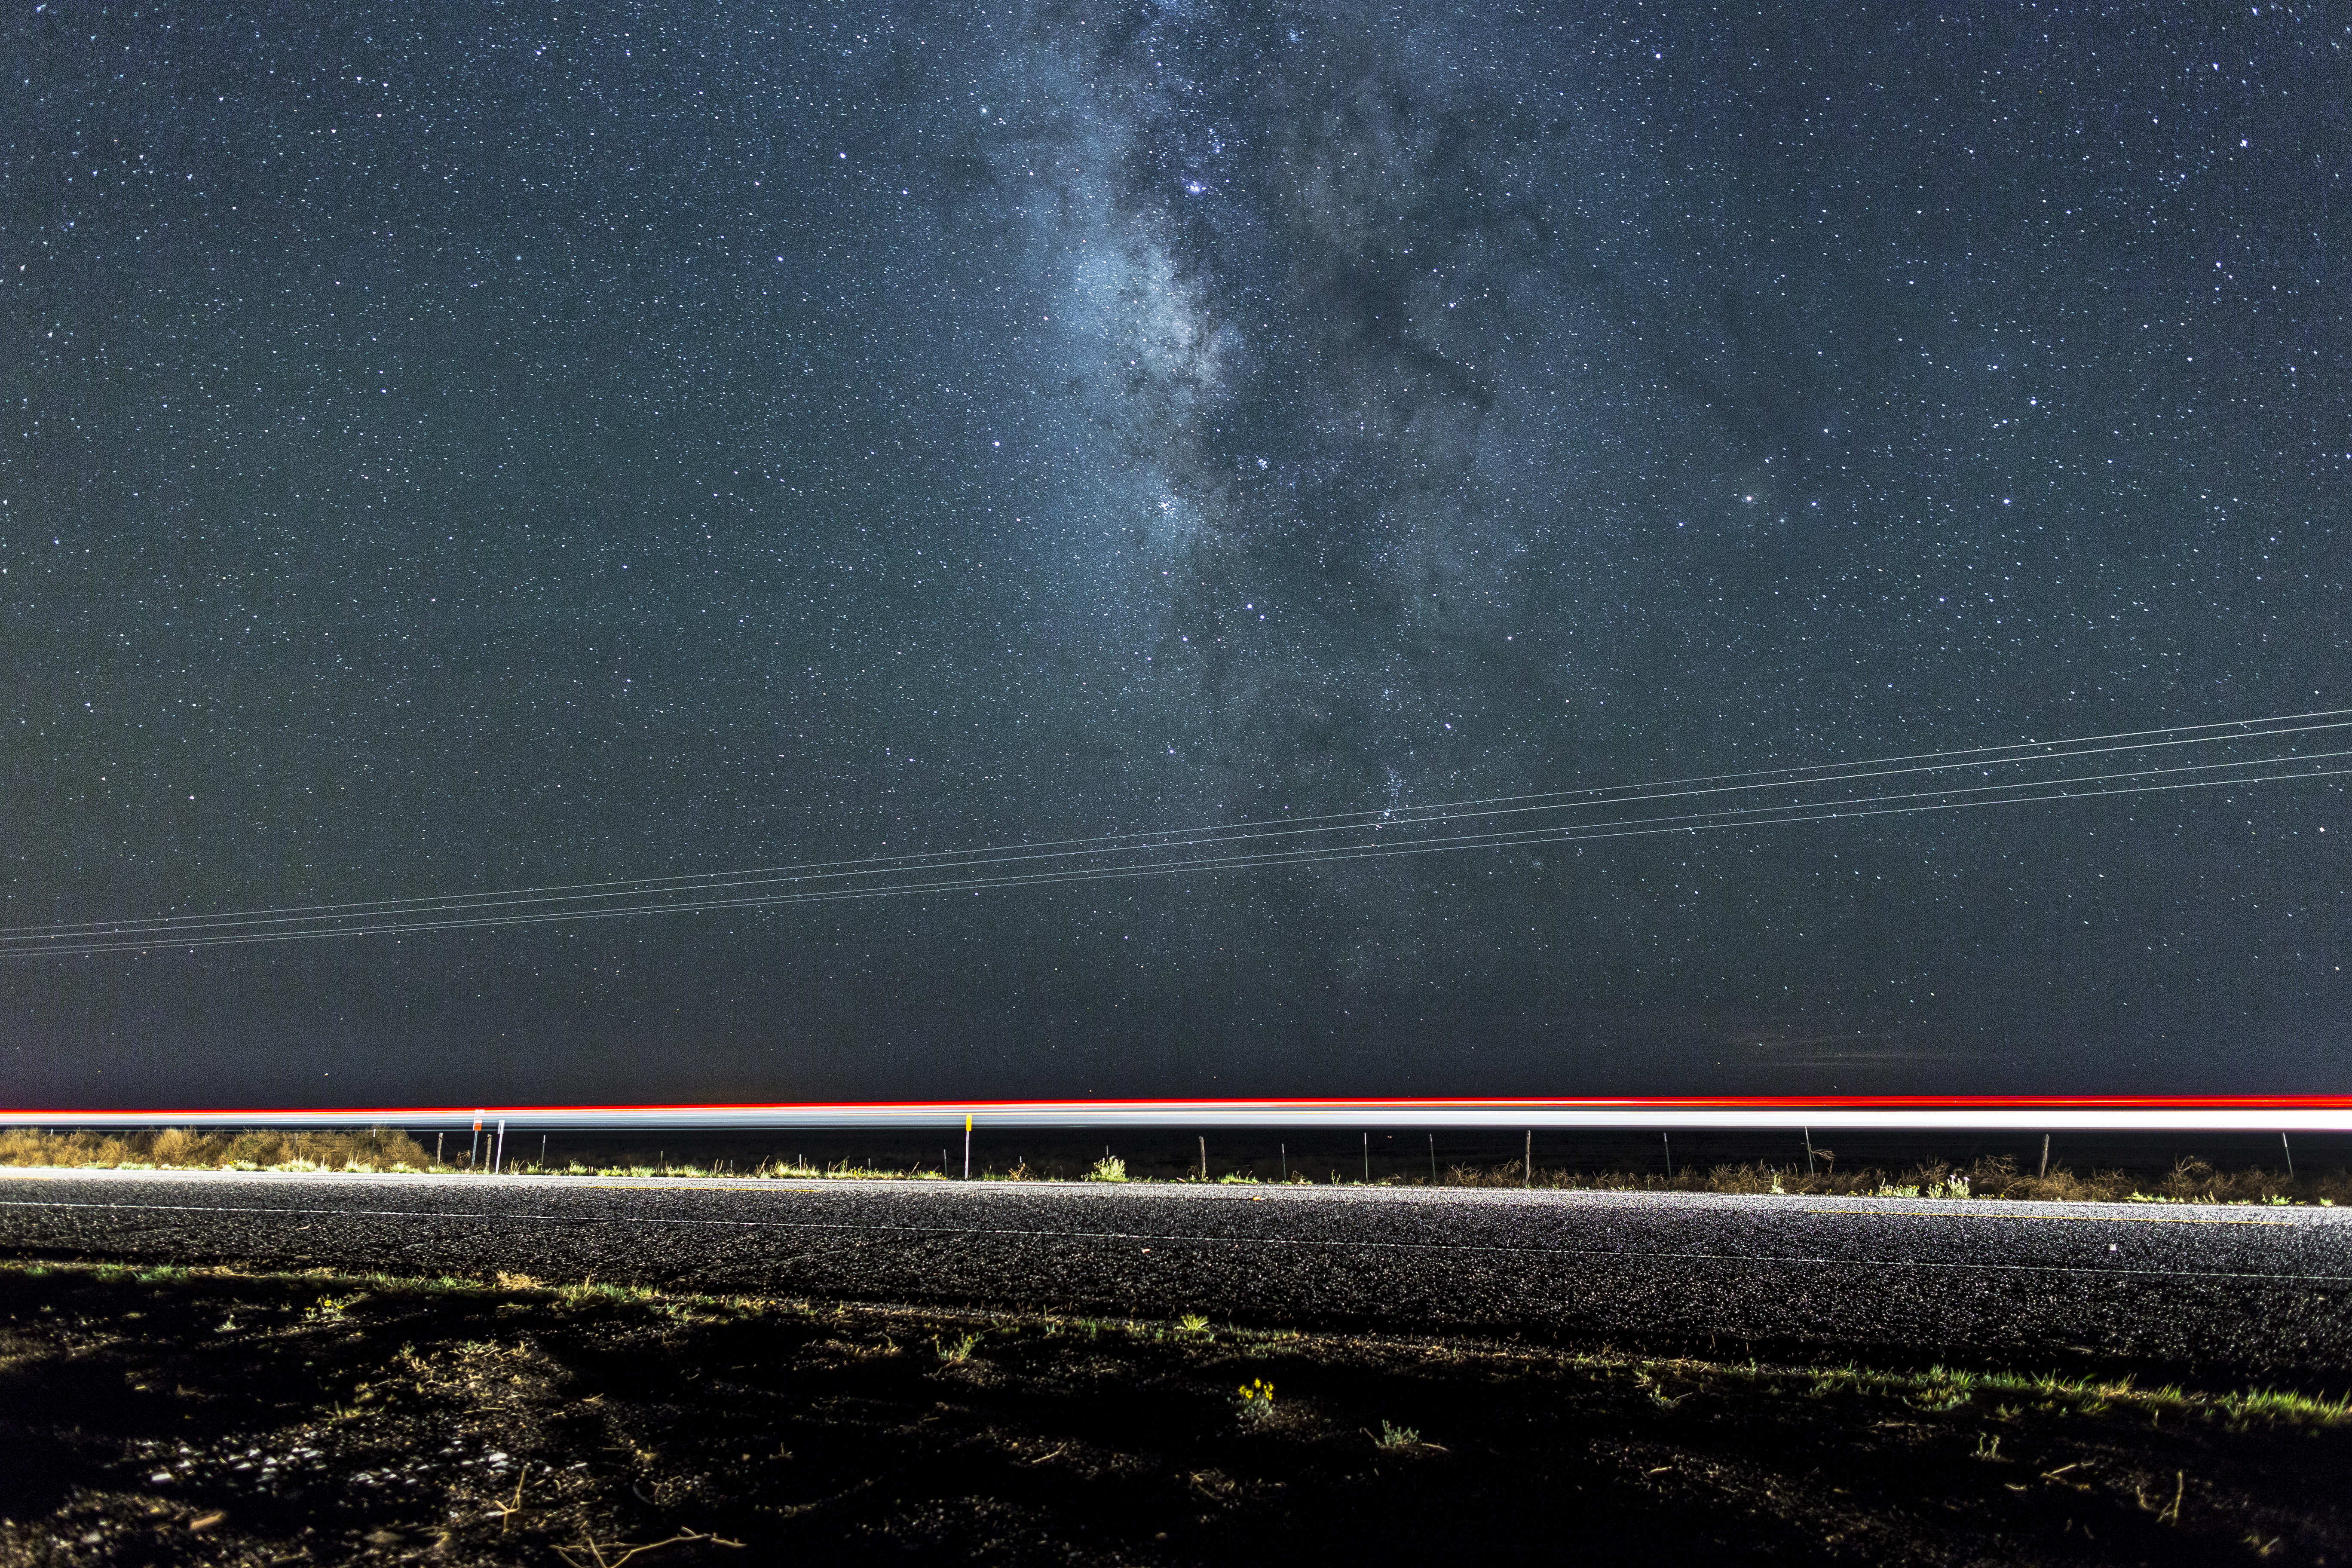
3,2,2346,1109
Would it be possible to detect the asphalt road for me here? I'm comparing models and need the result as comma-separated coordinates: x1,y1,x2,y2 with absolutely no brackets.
5,1169,2349,1383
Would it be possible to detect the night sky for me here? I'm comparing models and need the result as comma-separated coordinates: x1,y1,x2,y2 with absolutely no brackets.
3,3,2346,1109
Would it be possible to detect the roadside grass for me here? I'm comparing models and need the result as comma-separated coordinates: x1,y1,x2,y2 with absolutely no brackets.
6,1127,2346,1207
1,1125,436,1175
2,1256,2345,1433
1443,1153,2352,1207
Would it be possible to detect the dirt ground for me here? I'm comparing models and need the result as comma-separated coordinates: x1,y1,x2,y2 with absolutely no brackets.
0,1261,2346,1566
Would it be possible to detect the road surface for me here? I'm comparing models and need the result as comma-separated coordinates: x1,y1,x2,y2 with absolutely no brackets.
4,1168,2348,1381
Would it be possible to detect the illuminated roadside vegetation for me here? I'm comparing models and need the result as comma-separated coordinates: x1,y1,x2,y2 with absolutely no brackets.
0,1126,436,1174
3,1128,2343,1205
1441,1154,2352,1207
0,1128,943,1181
6,1256,2350,1430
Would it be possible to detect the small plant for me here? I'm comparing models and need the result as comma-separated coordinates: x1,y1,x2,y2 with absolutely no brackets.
304,1293,363,1323
1085,1155,1128,1183
1371,1419,1442,1452
1177,1313,1211,1334
1234,1378,1277,1424
1633,1368,1687,1409
934,1332,979,1366
1907,1366,1975,1412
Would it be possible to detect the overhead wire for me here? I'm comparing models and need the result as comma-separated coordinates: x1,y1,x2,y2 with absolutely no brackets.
5,705,2342,942
6,706,2346,944
2,710,2343,958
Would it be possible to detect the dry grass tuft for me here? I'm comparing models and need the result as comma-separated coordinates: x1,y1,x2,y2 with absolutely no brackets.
1442,1154,2352,1207
0,1124,433,1173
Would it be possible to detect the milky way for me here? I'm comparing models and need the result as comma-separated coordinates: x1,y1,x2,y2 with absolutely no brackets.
2,3,2345,1106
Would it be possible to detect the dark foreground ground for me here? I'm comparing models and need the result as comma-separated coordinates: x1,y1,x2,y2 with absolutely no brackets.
2,1259,2348,1568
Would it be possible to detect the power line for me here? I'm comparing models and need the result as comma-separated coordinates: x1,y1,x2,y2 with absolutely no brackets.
2,716,2341,958
8,707,2341,942
6,707,2343,945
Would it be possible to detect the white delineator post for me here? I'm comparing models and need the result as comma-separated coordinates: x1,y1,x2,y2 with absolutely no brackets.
963,1113,972,1181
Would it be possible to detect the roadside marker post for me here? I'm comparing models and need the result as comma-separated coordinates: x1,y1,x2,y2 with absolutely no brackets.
2283,1133,2295,1179
963,1113,972,1181
2039,1133,2051,1179
1663,1132,1674,1178
1804,1127,1816,1175
494,1119,505,1175
1525,1130,1532,1188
